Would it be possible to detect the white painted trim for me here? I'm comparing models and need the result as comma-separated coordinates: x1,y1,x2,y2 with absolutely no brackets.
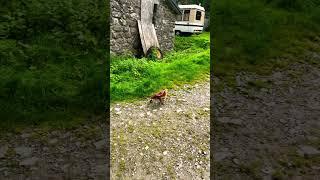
178,5,205,11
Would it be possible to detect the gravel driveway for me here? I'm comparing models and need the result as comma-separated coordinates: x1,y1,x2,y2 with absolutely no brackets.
111,79,210,179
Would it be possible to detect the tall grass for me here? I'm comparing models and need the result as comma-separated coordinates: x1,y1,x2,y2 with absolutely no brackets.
111,33,210,102
0,0,108,131
212,0,320,81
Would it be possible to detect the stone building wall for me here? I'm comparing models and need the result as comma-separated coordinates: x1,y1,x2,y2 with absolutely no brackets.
111,0,177,56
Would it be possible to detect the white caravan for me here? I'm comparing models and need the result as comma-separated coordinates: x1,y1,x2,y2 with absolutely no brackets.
174,4,205,35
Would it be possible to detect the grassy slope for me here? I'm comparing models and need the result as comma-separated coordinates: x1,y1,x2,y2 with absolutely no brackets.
0,1,108,131
212,0,320,87
111,33,210,102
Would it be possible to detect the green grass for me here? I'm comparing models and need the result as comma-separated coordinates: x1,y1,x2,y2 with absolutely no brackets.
0,0,108,132
0,38,107,131
111,33,210,102
212,0,320,86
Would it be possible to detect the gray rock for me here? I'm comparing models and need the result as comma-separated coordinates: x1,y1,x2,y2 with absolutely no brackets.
232,158,240,165
15,146,33,158
298,145,320,156
261,166,273,174
20,157,39,166
48,138,58,145
21,133,31,138
94,140,106,150
214,151,232,162
236,75,243,87
273,72,282,79
217,117,243,125
0,145,8,158
95,164,108,175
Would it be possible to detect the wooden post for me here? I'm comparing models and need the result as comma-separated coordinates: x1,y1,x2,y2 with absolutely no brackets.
138,0,160,55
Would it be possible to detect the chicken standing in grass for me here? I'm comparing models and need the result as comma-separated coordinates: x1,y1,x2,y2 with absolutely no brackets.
150,89,168,105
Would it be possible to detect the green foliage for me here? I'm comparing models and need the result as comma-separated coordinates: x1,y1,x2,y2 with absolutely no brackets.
262,0,320,11
0,0,108,130
111,33,210,102
212,0,320,83
1,0,108,49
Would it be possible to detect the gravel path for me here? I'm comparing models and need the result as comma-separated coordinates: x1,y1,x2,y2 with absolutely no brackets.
0,79,210,180
0,118,108,180
111,79,210,179
213,62,320,179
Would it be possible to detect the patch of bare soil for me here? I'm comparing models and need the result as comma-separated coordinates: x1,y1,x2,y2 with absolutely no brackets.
213,62,320,179
111,80,210,179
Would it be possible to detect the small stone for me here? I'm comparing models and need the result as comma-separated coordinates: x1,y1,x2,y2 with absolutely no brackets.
76,142,81,147
273,72,282,79
145,146,149,150
114,107,121,112
203,108,210,112
146,112,152,116
232,158,240,165
21,133,31,138
115,111,122,115
20,157,39,166
279,119,286,124
217,117,243,125
177,99,187,102
0,145,8,158
94,140,106,150
176,109,183,113
15,146,33,158
261,167,273,174
236,75,242,86
298,145,320,156
163,151,168,155
289,87,294,94
48,138,58,145
265,102,276,107
139,113,145,117
214,151,232,162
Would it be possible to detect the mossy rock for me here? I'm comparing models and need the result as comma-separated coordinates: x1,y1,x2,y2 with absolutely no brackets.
146,46,163,60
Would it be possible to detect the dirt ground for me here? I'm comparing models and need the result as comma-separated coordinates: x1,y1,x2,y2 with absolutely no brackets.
110,79,210,179
213,62,320,179
0,117,108,180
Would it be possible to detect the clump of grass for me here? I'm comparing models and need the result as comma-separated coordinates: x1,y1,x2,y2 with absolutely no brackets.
111,33,210,102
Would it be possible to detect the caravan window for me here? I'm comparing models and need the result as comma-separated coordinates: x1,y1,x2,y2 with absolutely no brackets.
183,10,190,21
196,11,202,21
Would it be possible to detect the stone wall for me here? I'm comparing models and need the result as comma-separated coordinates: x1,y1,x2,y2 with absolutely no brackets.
111,0,176,56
